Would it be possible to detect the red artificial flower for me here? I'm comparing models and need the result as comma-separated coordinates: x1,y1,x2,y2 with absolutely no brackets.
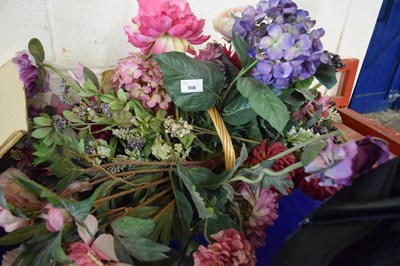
218,43,242,70
247,140,295,195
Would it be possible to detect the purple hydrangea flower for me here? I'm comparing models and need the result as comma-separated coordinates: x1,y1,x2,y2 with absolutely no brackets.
12,51,50,98
234,0,328,89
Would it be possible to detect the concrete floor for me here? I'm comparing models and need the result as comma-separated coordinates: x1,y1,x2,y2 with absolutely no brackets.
365,109,400,132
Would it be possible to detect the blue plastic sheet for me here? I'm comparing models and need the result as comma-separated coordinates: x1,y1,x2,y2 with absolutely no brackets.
256,189,322,266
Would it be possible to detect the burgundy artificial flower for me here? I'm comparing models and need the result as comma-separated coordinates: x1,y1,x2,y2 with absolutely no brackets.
91,125,112,142
294,167,342,201
193,228,256,266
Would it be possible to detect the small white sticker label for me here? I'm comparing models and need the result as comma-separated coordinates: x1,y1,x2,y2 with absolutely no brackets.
181,79,203,93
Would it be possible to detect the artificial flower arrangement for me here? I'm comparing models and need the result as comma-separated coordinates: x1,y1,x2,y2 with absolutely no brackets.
0,0,391,265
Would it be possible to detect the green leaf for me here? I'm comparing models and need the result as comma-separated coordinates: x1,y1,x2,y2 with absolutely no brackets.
232,33,256,68
223,94,257,126
28,38,45,63
112,217,170,262
179,133,195,148
262,174,294,196
151,207,174,244
302,105,323,129
100,94,116,103
315,63,337,89
204,213,239,236
0,223,47,246
113,109,134,127
301,140,327,166
33,117,52,126
83,66,100,88
0,187,9,210
293,77,314,90
69,138,85,155
63,110,82,123
31,127,53,139
172,188,193,243
237,77,289,135
130,100,151,120
31,232,71,266
117,89,127,103
154,52,224,111
83,79,98,93
176,163,215,219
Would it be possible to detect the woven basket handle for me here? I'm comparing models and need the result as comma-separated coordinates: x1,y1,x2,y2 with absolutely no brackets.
207,107,235,170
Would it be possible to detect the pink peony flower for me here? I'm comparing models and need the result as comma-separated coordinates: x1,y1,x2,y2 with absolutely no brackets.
1,248,19,266
213,7,246,40
125,0,209,55
112,53,172,110
240,184,279,248
67,242,104,266
42,203,72,232
0,168,41,209
68,215,126,265
0,207,32,232
193,228,256,266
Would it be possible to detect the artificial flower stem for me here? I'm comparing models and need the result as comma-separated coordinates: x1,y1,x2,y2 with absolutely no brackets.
93,177,170,206
152,199,175,220
124,187,172,216
218,59,259,110
192,126,261,144
229,162,303,184
41,63,91,105
269,131,345,161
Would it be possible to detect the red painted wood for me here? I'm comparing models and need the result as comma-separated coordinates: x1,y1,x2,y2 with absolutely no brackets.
336,107,400,156
331,58,360,108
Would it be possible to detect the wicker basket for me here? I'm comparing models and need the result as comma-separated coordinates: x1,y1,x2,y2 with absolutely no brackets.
207,107,235,171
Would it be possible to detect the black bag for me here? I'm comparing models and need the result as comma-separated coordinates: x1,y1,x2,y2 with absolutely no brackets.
274,157,400,266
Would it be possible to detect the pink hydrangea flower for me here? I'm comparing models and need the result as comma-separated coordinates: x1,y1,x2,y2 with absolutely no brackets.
240,184,279,248
0,207,32,232
0,168,41,209
112,53,172,110
193,228,256,266
125,0,209,55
